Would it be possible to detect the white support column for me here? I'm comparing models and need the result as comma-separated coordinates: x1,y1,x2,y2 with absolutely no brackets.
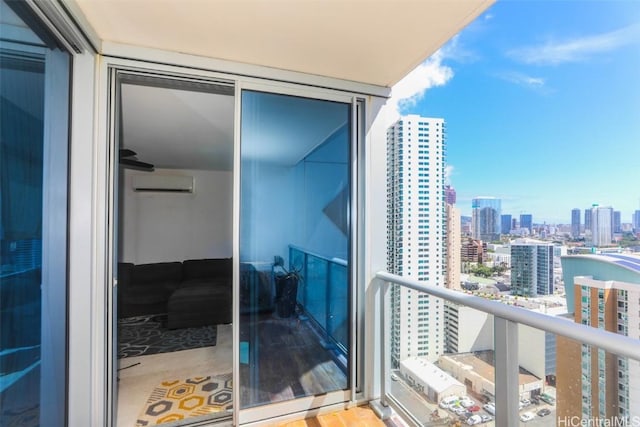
494,317,519,427
370,280,393,420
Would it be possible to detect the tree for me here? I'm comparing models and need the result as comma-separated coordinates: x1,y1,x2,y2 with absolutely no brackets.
470,264,492,278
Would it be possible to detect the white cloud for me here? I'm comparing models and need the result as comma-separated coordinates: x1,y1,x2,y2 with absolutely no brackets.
377,48,454,130
497,71,545,89
508,24,640,65
444,165,454,185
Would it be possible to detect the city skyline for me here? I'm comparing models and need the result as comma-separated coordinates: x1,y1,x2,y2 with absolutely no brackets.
380,1,640,224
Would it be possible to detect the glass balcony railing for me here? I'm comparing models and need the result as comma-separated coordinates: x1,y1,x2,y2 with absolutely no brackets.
374,271,640,427
289,245,349,356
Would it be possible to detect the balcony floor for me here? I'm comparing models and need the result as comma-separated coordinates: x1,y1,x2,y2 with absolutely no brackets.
270,406,387,427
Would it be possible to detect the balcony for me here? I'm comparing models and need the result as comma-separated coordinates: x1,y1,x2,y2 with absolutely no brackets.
289,246,349,361
372,271,640,427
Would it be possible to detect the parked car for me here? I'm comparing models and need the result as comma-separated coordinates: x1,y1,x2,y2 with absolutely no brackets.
480,414,493,423
482,403,495,415
520,398,531,406
537,408,551,417
466,415,482,425
390,373,398,381
460,397,475,408
540,393,555,405
520,412,535,422
453,406,468,416
468,405,481,412
439,396,459,409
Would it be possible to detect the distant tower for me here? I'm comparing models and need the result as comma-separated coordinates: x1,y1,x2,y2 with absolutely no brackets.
571,208,581,238
585,208,592,232
634,210,640,232
445,185,457,205
591,206,613,246
387,115,445,365
520,214,533,235
613,211,621,234
472,197,501,242
501,214,512,235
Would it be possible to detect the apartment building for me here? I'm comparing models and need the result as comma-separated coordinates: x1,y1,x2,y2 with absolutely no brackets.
472,197,501,242
590,205,614,247
558,254,640,421
387,116,446,365
510,239,554,297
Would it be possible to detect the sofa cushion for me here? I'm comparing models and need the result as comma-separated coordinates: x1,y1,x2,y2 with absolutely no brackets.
117,262,134,287
131,262,183,286
167,283,232,328
183,258,231,281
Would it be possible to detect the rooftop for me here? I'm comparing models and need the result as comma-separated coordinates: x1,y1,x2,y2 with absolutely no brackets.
401,357,464,393
443,351,540,386
565,253,640,275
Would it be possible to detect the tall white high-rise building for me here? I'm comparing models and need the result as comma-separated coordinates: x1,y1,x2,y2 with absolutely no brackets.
387,115,445,365
590,205,613,247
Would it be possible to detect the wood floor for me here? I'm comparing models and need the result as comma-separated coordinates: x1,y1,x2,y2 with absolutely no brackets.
117,312,349,426
269,406,386,427
240,313,347,408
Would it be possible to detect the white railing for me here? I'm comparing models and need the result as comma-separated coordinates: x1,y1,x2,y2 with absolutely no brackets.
375,271,640,427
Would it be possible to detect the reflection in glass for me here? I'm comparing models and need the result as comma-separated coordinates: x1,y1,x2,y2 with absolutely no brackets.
240,91,351,408
1,1,70,425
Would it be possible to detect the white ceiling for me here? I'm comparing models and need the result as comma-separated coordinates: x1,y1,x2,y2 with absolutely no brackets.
71,0,494,88
120,84,348,171
121,84,235,171
92,0,494,171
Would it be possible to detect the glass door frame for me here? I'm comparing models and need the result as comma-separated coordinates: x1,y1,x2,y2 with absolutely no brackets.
0,35,70,427
104,63,237,427
100,57,367,426
234,80,365,426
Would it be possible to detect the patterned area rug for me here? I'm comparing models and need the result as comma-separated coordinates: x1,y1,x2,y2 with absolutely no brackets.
135,373,232,426
118,314,217,358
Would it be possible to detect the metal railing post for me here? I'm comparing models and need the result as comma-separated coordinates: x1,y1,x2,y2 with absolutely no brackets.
494,317,519,427
326,260,333,344
380,278,388,406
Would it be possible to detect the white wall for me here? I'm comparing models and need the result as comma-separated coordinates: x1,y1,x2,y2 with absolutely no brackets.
240,162,298,264
458,307,494,353
119,168,232,264
240,122,349,266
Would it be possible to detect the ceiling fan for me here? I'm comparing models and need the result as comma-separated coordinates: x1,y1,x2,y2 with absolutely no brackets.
119,148,154,172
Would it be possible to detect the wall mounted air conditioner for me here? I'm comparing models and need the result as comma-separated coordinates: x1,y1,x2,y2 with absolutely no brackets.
132,174,194,193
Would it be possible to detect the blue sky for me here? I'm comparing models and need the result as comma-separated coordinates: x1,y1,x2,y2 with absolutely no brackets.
390,0,640,225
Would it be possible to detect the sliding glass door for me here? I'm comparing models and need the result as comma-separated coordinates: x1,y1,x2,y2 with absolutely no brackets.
0,1,70,426
238,88,355,420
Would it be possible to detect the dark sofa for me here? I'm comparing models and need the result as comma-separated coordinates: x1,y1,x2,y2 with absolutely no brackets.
117,258,232,328
117,261,183,318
